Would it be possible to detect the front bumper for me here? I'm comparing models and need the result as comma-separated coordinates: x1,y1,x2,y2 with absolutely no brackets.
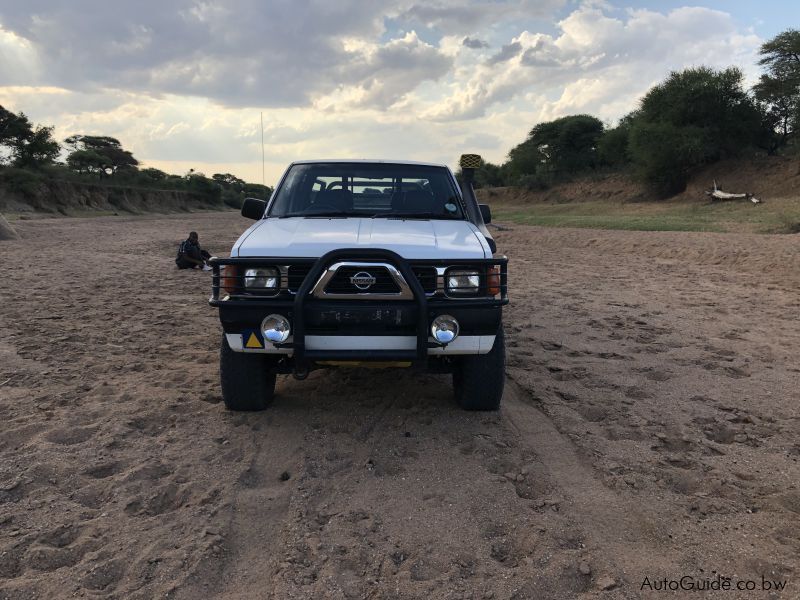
209,248,507,366
224,333,497,356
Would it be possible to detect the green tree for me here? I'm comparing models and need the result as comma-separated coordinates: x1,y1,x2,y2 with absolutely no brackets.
65,135,138,175
140,167,168,182
629,122,707,196
214,172,258,208
455,159,507,188
506,115,604,181
505,138,544,180
629,67,764,195
212,172,246,191
597,111,638,167
242,182,271,198
474,161,506,187
184,170,222,203
0,106,60,167
13,125,60,168
0,106,31,154
66,149,109,175
754,29,800,153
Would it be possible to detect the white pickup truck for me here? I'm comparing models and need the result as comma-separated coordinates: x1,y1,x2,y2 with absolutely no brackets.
209,154,508,411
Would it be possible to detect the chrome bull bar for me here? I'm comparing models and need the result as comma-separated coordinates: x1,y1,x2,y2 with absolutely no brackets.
289,248,430,368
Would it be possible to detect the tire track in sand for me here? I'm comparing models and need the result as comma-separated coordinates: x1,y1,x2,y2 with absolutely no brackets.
178,379,400,600
503,377,683,590
176,398,309,600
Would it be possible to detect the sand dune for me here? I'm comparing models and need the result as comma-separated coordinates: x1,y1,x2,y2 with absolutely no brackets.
1,213,797,599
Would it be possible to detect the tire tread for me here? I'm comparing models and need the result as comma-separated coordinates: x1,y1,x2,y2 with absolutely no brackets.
219,335,276,411
453,327,505,411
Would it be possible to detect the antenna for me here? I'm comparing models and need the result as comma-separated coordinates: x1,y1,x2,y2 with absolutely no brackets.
260,111,265,186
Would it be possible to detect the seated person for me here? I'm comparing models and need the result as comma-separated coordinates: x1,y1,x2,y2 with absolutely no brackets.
175,231,212,270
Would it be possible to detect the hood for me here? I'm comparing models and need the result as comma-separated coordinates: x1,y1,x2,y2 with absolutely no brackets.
232,217,489,259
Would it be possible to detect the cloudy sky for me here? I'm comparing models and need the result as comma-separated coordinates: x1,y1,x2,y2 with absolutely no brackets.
0,1,796,185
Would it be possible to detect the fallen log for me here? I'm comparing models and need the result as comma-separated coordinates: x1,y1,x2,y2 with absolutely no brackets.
706,180,761,204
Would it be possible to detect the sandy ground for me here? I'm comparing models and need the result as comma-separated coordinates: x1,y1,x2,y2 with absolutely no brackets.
0,212,798,599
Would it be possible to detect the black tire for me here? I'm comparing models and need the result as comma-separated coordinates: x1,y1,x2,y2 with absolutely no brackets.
219,334,276,411
453,327,505,411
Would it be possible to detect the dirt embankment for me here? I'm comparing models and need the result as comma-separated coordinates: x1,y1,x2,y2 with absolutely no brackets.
0,179,225,216
478,156,800,205
1,213,798,599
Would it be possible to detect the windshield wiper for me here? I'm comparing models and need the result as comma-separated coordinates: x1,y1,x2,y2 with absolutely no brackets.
387,212,456,220
276,212,458,220
278,211,349,218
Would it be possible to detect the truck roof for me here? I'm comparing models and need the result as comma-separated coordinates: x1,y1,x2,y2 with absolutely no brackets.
289,159,449,168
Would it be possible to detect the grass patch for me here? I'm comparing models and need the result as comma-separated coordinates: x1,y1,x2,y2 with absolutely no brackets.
491,197,800,234
495,211,719,231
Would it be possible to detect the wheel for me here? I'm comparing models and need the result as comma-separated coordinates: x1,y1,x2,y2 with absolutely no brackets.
452,327,505,411
219,334,277,411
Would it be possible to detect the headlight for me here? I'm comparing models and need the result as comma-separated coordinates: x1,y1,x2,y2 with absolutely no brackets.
244,267,279,289
446,269,480,296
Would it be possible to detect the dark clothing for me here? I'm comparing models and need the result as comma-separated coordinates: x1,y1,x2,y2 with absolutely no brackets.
176,239,211,269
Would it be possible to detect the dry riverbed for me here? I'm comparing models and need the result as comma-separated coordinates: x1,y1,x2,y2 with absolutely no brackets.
0,213,798,599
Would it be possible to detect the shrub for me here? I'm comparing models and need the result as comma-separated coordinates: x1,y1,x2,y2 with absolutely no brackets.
0,166,44,198
515,173,550,191
221,188,244,209
629,67,765,196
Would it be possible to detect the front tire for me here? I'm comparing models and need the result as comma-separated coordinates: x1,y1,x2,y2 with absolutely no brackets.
220,334,277,411
453,327,505,411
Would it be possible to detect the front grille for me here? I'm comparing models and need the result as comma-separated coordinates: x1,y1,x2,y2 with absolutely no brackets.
287,263,430,295
324,266,401,294
411,266,437,294
211,257,508,304
287,263,313,293
287,262,475,296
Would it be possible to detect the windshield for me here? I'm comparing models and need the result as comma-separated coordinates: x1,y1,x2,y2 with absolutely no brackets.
267,162,464,219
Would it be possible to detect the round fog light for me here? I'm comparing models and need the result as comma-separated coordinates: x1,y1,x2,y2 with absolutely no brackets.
261,314,291,344
431,315,459,344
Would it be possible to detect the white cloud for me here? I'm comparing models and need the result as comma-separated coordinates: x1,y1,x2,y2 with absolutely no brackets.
423,5,761,122
0,26,41,83
395,0,566,32
319,31,453,110
0,1,765,183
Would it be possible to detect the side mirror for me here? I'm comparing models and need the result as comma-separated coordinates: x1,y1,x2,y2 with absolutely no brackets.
241,197,267,220
479,203,492,224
